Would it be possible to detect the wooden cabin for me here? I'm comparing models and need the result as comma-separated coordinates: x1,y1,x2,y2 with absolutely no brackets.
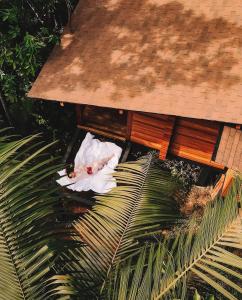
28,0,242,177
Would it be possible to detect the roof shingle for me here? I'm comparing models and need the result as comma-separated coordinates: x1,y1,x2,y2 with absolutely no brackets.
28,0,242,123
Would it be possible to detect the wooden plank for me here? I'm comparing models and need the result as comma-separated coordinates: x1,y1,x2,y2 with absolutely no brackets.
172,134,216,153
131,128,164,142
131,123,166,139
171,144,224,169
215,126,231,164
172,142,217,161
132,113,174,130
137,112,175,122
133,118,174,131
77,124,126,141
131,132,162,149
238,135,242,172
227,130,241,168
239,152,242,173
85,120,126,137
175,125,219,144
177,118,220,135
222,127,236,165
131,136,161,150
171,143,213,160
233,133,242,170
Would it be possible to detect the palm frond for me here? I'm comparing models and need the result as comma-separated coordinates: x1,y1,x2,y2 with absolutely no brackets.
107,176,242,300
156,176,242,300
70,153,182,294
0,132,70,299
106,241,171,300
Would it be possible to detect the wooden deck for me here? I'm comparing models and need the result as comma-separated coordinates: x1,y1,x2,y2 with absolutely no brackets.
215,126,242,172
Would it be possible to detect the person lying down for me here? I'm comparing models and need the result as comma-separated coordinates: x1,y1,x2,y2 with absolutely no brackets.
56,132,122,193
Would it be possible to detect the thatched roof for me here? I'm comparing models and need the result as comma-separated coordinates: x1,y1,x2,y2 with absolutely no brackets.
28,0,242,123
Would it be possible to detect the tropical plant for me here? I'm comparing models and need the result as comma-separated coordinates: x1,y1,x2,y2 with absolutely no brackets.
0,0,77,135
60,153,183,298
0,129,68,299
1,130,240,300
106,176,242,300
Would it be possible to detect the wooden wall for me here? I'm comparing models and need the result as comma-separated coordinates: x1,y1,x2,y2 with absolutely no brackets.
129,112,223,168
75,105,224,169
77,105,127,140
130,112,175,159
170,118,223,168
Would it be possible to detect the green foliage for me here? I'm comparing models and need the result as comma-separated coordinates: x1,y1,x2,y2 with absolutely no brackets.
0,0,77,135
193,290,215,300
0,0,73,102
193,290,202,300
0,129,70,299
0,129,241,300
106,176,242,300
58,154,183,298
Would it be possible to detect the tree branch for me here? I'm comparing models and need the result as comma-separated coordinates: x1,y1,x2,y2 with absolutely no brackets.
26,0,44,25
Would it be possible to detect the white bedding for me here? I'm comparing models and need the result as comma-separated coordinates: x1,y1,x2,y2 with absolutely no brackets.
56,132,122,193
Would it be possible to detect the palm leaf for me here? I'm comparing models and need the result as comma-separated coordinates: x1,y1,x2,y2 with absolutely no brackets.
155,176,242,300
107,176,242,300
0,132,70,299
106,241,169,300
69,153,181,295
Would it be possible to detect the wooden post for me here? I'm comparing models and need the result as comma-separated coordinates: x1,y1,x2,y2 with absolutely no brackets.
126,111,133,140
76,104,85,126
159,115,176,160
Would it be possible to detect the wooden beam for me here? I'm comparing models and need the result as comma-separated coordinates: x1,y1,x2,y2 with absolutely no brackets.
77,124,126,141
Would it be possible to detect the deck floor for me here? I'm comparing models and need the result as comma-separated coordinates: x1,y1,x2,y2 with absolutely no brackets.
215,126,242,172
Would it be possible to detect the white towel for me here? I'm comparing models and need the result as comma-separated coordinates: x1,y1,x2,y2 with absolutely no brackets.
56,132,122,193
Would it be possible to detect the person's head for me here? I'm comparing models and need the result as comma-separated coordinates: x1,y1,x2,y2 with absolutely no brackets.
66,164,76,178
